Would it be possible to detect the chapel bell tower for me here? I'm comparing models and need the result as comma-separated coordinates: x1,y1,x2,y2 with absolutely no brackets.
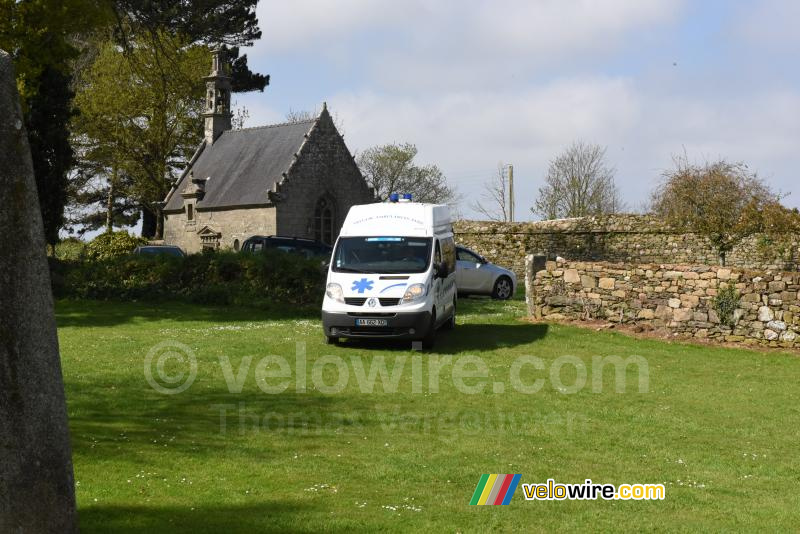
203,48,232,144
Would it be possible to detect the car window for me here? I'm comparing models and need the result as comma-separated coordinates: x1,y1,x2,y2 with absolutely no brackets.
244,238,331,257
457,248,481,263
441,237,456,273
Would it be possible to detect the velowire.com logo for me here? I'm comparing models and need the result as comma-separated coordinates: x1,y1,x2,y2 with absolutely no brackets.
469,474,521,505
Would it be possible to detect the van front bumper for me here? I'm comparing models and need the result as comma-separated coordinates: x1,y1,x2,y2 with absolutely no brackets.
322,310,432,340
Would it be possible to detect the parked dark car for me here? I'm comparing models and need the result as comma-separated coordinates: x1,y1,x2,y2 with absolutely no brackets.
240,235,333,259
133,245,185,257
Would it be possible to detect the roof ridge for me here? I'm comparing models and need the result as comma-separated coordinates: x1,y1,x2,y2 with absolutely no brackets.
229,118,316,133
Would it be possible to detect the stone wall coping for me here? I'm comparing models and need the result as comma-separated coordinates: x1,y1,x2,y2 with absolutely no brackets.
455,216,800,237
530,256,800,279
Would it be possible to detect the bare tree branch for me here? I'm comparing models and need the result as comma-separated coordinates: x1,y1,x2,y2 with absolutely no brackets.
532,141,623,219
285,107,345,135
471,165,509,221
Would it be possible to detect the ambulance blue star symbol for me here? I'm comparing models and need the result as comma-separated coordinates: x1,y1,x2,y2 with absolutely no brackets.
351,278,374,293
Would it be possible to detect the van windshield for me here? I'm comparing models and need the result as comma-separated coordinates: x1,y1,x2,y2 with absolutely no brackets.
332,237,432,274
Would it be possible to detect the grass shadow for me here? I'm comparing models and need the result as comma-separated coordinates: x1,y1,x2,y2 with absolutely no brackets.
67,384,384,463
337,323,548,353
79,502,313,534
435,323,548,353
56,299,318,328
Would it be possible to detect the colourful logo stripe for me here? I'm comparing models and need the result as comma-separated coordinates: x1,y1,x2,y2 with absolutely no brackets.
493,474,514,505
477,474,498,505
500,474,521,505
486,474,506,504
470,474,490,505
471,474,522,505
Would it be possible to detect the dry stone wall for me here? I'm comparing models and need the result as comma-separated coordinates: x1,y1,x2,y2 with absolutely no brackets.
454,215,800,279
525,257,800,348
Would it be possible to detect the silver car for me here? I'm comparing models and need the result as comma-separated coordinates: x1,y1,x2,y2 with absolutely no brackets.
455,246,516,299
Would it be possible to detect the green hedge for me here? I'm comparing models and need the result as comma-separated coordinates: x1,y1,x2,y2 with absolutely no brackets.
52,250,326,307
85,231,148,261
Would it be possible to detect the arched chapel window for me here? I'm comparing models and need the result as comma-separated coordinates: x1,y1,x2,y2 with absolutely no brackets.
314,197,335,245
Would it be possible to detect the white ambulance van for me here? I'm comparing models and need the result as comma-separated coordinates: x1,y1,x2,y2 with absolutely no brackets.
322,195,457,349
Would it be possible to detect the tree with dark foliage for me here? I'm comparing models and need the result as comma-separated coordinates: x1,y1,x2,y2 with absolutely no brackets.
111,0,268,94
2,0,269,242
99,0,269,238
0,0,112,247
24,66,75,246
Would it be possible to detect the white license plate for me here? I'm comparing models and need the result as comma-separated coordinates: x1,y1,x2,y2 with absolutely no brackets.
356,318,388,327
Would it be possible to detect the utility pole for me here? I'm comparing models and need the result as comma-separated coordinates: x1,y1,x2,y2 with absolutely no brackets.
507,164,514,222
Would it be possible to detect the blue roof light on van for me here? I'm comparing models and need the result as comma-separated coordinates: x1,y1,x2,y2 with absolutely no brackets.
402,193,412,201
389,193,399,202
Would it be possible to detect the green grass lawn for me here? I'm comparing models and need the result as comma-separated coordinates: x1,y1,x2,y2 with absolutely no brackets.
57,297,800,532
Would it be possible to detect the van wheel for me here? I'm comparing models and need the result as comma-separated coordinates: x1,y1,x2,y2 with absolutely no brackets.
442,300,456,330
492,276,513,300
421,310,437,350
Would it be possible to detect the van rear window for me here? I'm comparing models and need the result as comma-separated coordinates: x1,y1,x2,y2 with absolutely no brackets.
333,237,432,274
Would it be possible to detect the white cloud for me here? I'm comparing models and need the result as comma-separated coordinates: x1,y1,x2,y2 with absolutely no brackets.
259,0,682,53
327,77,644,217
257,0,412,53
470,0,681,54
243,76,800,217
257,0,684,90
238,0,800,218
734,0,800,51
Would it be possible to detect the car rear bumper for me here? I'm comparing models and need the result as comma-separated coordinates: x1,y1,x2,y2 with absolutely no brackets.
322,310,432,340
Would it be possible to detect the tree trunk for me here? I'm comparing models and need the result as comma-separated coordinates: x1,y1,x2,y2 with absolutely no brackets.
141,206,156,238
106,166,116,233
155,206,164,240
0,50,77,533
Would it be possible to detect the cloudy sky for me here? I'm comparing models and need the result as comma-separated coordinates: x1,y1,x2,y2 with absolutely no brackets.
234,0,800,219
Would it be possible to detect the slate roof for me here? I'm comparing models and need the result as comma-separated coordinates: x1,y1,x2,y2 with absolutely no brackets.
164,119,316,211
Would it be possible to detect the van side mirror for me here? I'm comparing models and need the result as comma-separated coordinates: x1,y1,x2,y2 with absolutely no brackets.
434,262,448,278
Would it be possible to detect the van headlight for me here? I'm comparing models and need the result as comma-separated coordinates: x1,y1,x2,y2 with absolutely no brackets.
402,283,426,303
326,283,344,303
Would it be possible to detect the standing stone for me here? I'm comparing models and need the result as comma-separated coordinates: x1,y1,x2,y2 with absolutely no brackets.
0,51,77,532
